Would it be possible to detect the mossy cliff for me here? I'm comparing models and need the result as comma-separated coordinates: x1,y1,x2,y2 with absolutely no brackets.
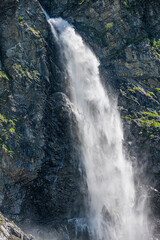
0,0,160,239
41,0,160,218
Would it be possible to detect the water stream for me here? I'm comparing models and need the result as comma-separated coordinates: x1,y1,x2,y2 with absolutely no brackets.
48,17,152,240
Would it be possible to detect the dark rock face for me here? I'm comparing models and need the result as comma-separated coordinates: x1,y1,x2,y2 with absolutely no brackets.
40,0,160,234
0,0,49,222
40,0,160,185
0,0,160,238
0,0,84,231
39,0,80,17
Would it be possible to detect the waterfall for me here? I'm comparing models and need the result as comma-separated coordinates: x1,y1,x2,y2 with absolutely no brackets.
48,17,152,240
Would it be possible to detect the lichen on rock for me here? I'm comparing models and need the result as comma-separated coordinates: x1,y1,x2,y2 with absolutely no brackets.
0,212,34,240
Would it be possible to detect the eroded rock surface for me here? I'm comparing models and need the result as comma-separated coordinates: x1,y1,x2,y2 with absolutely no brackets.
40,0,160,187
0,0,83,229
0,0,49,222
40,0,160,234
0,212,34,240
0,0,160,238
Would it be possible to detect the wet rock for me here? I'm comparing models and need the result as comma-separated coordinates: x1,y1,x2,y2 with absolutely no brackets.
0,0,160,238
39,0,160,235
0,0,50,222
39,0,160,186
0,0,85,229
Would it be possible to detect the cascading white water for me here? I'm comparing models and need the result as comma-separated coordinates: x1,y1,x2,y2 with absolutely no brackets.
48,17,152,240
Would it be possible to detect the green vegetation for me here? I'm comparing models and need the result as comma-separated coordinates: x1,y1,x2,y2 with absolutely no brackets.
18,19,41,38
0,113,17,157
123,111,160,133
146,92,156,98
128,86,142,93
128,86,156,99
0,114,8,124
128,86,147,95
150,134,154,137
9,128,15,134
0,71,9,80
14,64,25,76
122,0,129,8
78,0,89,5
13,64,40,81
105,22,114,31
28,26,40,38
155,88,160,93
123,84,160,135
140,111,160,119
17,16,24,23
150,38,160,60
139,118,160,128
123,115,133,121
153,38,160,51
122,0,135,14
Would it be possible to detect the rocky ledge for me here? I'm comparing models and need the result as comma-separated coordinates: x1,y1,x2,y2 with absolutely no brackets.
0,212,34,240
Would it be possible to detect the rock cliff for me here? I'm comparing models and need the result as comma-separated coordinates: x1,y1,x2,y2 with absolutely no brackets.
0,0,83,230
0,0,160,239
40,0,160,180
40,0,160,225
